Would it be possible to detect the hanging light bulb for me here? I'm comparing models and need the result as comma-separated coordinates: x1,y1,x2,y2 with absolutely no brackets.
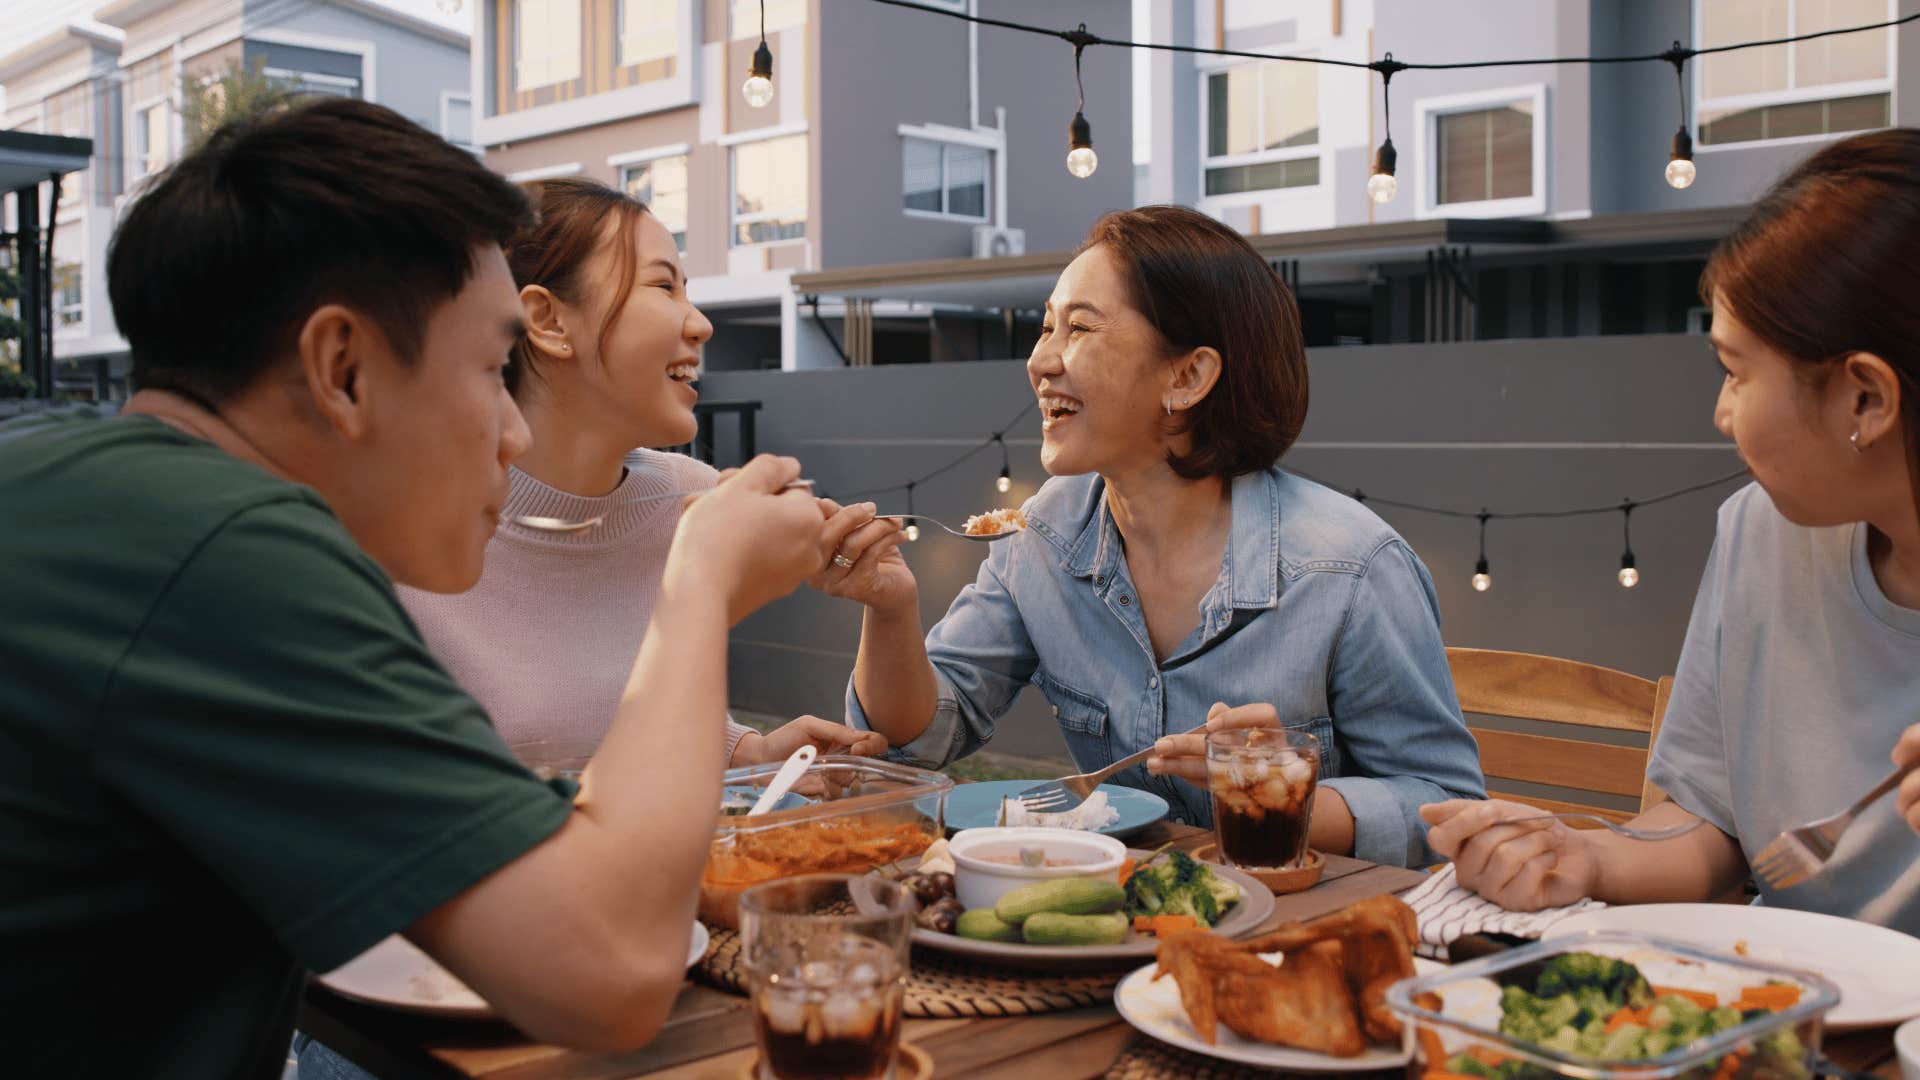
994,434,1012,493
1368,139,1398,204
1666,128,1696,189
1067,112,1098,178
1472,558,1492,593
1617,501,1640,587
997,468,1012,494
742,40,775,108
905,519,921,542
903,481,919,542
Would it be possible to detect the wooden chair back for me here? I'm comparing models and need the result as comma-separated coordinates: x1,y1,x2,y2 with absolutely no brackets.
1446,647,1674,826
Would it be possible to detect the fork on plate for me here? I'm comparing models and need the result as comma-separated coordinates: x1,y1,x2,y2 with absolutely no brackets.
1013,723,1208,814
1750,761,1916,891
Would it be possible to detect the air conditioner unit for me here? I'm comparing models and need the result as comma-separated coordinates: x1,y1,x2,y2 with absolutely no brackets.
972,225,1026,260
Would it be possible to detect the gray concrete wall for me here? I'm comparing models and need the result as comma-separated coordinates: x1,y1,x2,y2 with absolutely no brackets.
1591,0,1920,215
245,1,469,137
699,332,1737,758
814,0,1132,269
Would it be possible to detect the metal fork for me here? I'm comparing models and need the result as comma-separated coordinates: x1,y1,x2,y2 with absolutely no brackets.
1498,812,1707,841
1750,761,1916,891
1014,723,1208,813
512,479,815,532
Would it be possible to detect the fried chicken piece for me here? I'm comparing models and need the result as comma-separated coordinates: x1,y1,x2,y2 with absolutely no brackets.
1153,933,1367,1056
1236,895,1421,1042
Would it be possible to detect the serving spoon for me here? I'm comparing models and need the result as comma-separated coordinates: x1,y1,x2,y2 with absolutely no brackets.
511,479,816,533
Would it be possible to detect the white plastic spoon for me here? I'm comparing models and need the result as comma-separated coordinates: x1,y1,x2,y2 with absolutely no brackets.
748,744,818,816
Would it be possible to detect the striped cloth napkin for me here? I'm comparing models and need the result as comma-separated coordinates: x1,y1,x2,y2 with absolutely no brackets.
1401,864,1608,959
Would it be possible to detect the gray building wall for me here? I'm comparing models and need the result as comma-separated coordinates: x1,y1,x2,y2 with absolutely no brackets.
243,0,469,137
1590,0,1920,215
700,332,1736,759
814,0,1132,269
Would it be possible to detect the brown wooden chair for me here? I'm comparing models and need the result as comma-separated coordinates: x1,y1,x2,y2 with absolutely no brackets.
1446,647,1675,827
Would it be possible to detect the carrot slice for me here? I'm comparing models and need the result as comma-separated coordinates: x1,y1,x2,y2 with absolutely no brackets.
1133,915,1153,933
1117,859,1138,886
1151,915,1198,937
1605,1008,1644,1033
1423,1071,1489,1080
1416,1027,1447,1067
1654,986,1719,1010
1736,984,1801,1011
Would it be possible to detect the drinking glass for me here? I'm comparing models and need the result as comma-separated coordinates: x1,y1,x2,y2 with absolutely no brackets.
739,873,914,1080
1206,727,1321,870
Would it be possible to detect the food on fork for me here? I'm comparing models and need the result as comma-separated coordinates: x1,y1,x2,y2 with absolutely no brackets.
998,789,1119,830
964,507,1027,536
1153,894,1419,1054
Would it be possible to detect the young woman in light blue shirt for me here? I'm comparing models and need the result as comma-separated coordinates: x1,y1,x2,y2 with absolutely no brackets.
814,206,1485,868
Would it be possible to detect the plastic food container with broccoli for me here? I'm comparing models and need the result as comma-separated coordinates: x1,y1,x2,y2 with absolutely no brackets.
1387,933,1840,1080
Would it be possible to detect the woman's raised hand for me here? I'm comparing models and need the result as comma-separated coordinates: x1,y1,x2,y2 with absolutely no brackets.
1146,702,1278,783
1896,723,1920,838
810,498,918,614
1420,798,1603,912
666,455,827,625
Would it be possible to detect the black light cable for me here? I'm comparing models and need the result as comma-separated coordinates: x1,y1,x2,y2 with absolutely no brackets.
743,0,774,108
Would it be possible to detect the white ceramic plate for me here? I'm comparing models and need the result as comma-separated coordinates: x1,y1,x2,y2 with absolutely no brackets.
317,922,711,1020
908,852,1276,969
1545,904,1920,1031
1114,954,1442,1072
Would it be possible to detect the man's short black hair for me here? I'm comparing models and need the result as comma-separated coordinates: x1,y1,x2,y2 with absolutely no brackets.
108,97,534,401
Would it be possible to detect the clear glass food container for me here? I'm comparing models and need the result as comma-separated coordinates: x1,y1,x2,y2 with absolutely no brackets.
1387,931,1841,1080
701,756,953,929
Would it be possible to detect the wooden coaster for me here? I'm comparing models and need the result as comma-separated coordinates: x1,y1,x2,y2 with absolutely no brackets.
1188,843,1325,895
737,1040,933,1080
696,924,1121,1018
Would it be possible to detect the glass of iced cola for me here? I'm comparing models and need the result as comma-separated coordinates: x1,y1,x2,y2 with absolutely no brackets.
1206,726,1320,870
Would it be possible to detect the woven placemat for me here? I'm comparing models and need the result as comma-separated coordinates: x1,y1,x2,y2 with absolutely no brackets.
1105,1038,1404,1079
695,924,1122,1018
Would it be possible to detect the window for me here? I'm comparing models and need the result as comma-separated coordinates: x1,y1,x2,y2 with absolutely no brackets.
443,94,473,149
1695,0,1893,146
1202,59,1318,196
515,0,582,91
731,0,805,38
731,134,807,245
623,154,689,250
1437,103,1533,205
264,69,362,99
135,101,169,177
619,0,678,70
902,138,989,220
54,261,83,328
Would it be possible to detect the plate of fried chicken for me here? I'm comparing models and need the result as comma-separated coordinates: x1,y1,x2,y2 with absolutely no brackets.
1114,895,1440,1071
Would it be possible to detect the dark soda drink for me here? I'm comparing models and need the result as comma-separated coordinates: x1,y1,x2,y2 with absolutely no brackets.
1207,733,1319,869
753,940,903,1080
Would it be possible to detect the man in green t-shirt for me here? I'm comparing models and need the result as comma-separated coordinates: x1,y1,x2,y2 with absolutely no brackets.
0,99,827,1078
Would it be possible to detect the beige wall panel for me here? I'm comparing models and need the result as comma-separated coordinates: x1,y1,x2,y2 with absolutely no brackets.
483,105,698,187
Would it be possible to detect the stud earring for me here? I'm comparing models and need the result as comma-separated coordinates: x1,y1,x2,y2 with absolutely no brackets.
1851,431,1865,453
1164,400,1172,417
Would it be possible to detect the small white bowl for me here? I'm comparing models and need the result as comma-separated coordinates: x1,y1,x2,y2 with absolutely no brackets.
948,826,1126,912
1896,1016,1920,1080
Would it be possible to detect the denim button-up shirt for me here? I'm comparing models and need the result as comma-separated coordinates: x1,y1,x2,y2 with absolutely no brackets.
847,467,1485,867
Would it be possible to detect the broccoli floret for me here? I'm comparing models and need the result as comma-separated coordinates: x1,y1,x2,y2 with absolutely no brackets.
1535,953,1654,1009
1123,851,1240,927
1156,886,1222,926
1446,1053,1499,1079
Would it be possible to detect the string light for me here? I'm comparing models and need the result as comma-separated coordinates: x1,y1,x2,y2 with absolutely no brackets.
742,0,775,108
905,481,920,542
995,435,1013,493
1064,26,1098,179
1368,56,1404,205
1472,511,1492,593
1663,44,1696,190
1618,501,1640,588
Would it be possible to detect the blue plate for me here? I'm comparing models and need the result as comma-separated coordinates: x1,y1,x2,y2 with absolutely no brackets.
719,784,809,816
944,780,1169,841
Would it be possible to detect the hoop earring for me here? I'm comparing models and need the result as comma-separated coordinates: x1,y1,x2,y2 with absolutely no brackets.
1164,400,1172,417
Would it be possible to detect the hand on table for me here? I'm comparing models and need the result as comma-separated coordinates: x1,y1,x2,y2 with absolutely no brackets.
1145,702,1287,782
808,498,917,613
732,715,889,766
1896,723,1920,837
665,455,827,625
1419,799,1601,912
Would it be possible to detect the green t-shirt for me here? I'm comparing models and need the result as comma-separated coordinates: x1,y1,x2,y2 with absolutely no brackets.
0,412,574,1078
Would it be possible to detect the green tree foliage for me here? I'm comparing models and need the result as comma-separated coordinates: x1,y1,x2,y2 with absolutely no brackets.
181,58,298,152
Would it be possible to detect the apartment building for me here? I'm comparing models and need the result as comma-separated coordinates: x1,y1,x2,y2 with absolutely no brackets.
473,0,1131,370
0,0,471,385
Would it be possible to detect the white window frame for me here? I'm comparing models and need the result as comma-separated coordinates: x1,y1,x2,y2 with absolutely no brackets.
728,130,809,248
246,29,378,101
612,143,691,249
617,0,679,70
1195,52,1324,207
513,0,584,92
133,97,171,179
898,123,999,224
439,90,475,150
1414,83,1549,221
1691,0,1898,152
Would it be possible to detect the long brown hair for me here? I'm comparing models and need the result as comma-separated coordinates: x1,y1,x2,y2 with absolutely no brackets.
504,176,651,396
1078,206,1309,479
1702,128,1920,522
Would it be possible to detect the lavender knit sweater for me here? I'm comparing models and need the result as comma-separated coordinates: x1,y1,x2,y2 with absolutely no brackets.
398,449,752,762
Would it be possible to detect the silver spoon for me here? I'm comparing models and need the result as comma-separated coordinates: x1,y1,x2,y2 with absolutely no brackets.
511,479,816,533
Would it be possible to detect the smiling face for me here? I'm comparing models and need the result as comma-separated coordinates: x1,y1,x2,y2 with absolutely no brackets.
1026,244,1183,478
1710,295,1867,528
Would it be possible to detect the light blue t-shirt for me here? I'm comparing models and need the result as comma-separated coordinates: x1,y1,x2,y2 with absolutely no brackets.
848,467,1486,868
1648,484,1920,935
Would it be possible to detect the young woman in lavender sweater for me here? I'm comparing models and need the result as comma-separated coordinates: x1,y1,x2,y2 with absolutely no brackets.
399,178,883,766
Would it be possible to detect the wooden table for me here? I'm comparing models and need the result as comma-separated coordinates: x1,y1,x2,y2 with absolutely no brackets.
297,823,1903,1079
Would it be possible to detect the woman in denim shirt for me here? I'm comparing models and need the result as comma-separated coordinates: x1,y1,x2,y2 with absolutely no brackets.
816,206,1484,868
